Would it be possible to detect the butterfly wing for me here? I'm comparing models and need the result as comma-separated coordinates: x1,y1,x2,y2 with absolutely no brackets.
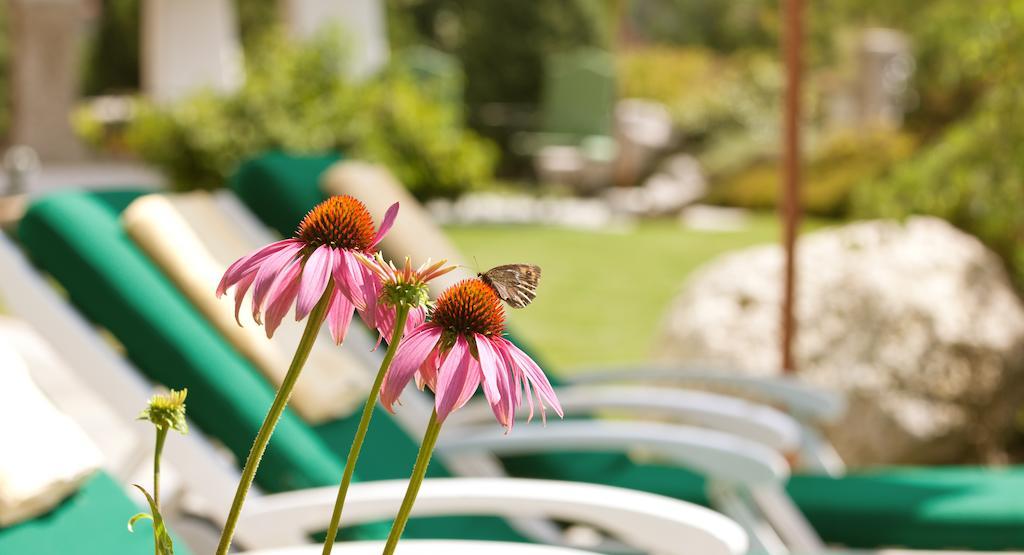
481,264,541,309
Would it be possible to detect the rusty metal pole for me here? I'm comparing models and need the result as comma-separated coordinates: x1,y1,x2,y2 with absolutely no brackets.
780,0,803,374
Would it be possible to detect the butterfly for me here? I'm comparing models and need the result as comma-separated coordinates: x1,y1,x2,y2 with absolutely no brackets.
479,264,542,309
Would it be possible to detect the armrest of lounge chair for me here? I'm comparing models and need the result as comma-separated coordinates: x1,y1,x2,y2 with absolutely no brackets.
447,386,802,454
244,540,608,555
238,478,748,555
439,420,788,486
564,365,845,424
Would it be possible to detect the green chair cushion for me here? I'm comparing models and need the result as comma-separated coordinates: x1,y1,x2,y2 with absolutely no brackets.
788,466,1024,550
0,472,192,554
502,452,709,507
230,151,342,238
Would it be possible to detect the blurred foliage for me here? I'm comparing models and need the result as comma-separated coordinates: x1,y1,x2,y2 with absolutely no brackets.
81,0,139,95
75,29,496,198
853,2,1024,287
616,46,717,107
234,0,277,51
710,130,916,217
626,0,775,52
854,1,1024,270
354,76,497,198
400,0,610,138
0,0,8,139
618,48,792,183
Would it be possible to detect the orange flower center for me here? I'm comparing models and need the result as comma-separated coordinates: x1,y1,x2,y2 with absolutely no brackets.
432,279,506,337
296,195,376,252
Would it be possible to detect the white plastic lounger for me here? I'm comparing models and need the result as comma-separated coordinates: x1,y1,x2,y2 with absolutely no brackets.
244,541,606,555
237,478,747,555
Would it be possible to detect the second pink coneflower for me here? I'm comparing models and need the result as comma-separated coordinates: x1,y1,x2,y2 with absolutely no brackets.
376,277,562,555
383,278,563,428
320,253,456,555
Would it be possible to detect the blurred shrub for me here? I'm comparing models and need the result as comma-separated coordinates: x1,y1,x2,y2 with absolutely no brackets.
709,130,916,217
75,29,496,199
353,76,497,198
852,2,1024,288
0,0,8,139
81,0,139,95
406,0,609,107
853,90,1024,286
626,0,775,52
617,46,717,106
402,0,609,158
233,0,278,51
616,48,784,146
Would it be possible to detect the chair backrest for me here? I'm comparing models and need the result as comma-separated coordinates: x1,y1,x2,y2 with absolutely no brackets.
0,232,250,523
18,192,345,495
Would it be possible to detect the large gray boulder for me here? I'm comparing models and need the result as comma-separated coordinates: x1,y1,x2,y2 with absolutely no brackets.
655,217,1024,466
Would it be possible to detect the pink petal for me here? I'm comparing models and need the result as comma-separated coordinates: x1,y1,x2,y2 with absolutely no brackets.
434,336,482,422
251,245,303,324
415,346,440,391
333,250,368,311
475,334,513,429
295,246,334,321
263,260,302,338
217,239,300,296
232,272,257,326
380,325,443,411
357,275,383,331
326,287,355,344
371,303,394,343
357,264,383,320
370,202,399,248
406,307,426,334
473,334,503,404
495,341,533,421
501,338,563,420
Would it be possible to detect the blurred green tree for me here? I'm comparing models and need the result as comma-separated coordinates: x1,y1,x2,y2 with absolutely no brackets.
0,0,8,139
854,1,1024,288
81,0,140,95
76,29,496,199
401,1,610,123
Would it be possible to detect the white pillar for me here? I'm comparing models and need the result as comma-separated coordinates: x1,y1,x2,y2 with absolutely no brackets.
281,0,389,80
141,0,243,104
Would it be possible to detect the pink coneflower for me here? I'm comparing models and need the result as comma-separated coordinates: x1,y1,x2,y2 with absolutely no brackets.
358,253,457,342
216,195,397,342
380,278,563,429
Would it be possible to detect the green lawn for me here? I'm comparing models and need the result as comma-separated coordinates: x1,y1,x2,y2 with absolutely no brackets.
446,213,827,374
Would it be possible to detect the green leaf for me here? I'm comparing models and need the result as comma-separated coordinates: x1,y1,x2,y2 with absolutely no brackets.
127,512,152,532
131,484,175,555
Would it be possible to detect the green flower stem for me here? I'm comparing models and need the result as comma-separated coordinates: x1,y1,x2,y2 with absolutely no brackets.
151,425,168,551
216,283,334,555
152,427,168,507
321,305,410,555
382,409,442,555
